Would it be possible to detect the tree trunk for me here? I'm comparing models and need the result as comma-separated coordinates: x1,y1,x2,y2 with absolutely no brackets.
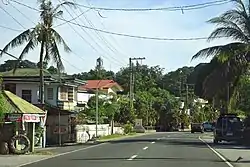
111,118,114,135
39,41,45,105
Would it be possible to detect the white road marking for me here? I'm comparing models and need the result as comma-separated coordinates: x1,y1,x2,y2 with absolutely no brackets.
199,136,234,167
156,138,161,140
127,154,137,160
143,146,148,150
18,143,107,167
151,141,155,144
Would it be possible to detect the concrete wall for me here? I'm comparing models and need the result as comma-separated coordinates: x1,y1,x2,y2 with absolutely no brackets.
77,92,95,104
15,83,40,104
75,124,124,143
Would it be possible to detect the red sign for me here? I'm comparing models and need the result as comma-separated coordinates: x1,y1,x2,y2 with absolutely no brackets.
22,114,40,122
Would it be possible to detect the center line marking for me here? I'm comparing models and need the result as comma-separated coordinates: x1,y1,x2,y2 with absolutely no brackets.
143,146,148,150
127,154,137,160
151,141,155,144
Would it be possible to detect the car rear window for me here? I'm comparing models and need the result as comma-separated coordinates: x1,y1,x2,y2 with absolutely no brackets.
216,117,242,129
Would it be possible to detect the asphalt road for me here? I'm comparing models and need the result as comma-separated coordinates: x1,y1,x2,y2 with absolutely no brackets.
21,132,230,167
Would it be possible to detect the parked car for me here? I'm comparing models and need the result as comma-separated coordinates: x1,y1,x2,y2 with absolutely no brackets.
191,123,204,133
213,113,244,144
202,122,214,131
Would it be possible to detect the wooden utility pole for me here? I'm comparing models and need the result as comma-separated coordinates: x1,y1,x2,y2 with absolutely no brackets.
186,84,189,109
95,57,103,137
129,57,145,113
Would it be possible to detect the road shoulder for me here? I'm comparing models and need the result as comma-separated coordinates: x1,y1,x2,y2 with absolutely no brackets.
199,136,250,167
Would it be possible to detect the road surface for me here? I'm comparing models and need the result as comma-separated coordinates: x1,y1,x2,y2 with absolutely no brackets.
21,132,230,167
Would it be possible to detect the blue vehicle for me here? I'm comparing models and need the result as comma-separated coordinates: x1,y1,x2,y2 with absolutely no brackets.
202,122,214,132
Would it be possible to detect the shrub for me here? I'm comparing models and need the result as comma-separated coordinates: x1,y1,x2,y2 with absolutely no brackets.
124,122,133,134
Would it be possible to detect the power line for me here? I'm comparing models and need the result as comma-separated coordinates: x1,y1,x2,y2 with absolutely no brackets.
55,0,124,66
76,0,231,12
72,0,128,63
8,1,36,25
53,8,91,28
9,0,226,41
0,24,22,32
61,20,222,41
0,4,25,29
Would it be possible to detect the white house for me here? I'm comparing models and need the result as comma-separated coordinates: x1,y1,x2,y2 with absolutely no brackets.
1,68,85,145
77,80,124,105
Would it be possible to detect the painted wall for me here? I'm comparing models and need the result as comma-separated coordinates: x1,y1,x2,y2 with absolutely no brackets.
75,124,124,143
15,83,40,104
44,85,58,106
77,92,95,104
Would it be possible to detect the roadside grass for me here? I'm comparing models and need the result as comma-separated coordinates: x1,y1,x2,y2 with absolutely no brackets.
28,150,54,155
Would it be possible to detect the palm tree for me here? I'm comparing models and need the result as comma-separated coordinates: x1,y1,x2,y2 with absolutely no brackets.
0,0,75,104
191,0,250,109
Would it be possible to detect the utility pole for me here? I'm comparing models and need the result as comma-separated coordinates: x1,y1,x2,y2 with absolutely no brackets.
186,84,189,109
95,57,103,138
184,83,195,116
129,57,145,113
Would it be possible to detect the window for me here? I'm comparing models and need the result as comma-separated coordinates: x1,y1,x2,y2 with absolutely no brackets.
47,88,53,100
22,90,32,103
60,86,68,100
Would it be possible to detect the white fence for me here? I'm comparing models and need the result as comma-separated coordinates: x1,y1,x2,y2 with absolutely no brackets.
75,124,124,143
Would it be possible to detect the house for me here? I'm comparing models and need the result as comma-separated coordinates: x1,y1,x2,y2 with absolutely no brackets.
77,80,124,105
1,68,86,145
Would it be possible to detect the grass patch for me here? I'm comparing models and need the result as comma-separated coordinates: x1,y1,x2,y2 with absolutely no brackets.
28,150,54,155
99,134,124,140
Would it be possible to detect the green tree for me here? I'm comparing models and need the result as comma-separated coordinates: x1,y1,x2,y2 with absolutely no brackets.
115,64,163,93
85,96,106,123
47,66,59,74
160,67,194,97
191,0,250,109
149,88,179,129
229,75,250,116
114,96,136,124
73,68,115,80
134,91,156,126
0,60,37,72
0,0,75,104
103,96,120,134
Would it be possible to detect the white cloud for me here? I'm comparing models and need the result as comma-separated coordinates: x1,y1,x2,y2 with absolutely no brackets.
0,0,235,74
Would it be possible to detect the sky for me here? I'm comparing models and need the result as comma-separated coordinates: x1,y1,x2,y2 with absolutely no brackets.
0,0,236,74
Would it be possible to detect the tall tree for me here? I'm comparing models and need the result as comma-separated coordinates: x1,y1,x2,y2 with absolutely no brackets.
160,67,194,97
0,60,37,72
0,0,75,104
191,0,250,109
115,64,163,93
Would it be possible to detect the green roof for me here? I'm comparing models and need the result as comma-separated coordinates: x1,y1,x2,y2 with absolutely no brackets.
1,68,51,77
3,90,45,114
0,93,16,114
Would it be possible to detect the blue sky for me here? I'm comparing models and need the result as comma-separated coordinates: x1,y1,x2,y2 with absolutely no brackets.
0,0,235,74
